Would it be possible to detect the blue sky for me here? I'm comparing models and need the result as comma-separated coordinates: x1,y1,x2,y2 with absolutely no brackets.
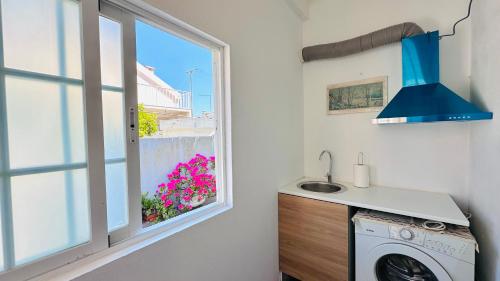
135,20,213,117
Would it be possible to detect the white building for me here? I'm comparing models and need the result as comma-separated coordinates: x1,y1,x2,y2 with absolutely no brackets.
137,62,192,120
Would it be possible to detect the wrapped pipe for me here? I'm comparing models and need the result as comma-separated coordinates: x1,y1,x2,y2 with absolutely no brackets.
302,22,424,62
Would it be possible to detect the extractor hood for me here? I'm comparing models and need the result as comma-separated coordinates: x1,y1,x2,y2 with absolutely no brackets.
372,31,493,124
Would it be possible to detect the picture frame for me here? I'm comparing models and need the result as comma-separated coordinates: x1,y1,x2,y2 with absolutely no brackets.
327,76,388,115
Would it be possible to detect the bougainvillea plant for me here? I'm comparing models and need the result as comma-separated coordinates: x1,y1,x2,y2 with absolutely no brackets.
141,192,178,223
143,154,216,224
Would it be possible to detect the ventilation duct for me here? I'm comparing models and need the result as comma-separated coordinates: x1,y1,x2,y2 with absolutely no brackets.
301,22,424,62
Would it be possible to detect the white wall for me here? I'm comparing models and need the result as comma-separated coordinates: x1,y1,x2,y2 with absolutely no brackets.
139,136,214,195
76,0,304,280
303,0,473,207
469,0,500,279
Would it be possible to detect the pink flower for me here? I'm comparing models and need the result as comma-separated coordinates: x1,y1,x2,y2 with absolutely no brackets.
157,183,166,193
175,163,189,171
169,170,180,179
167,181,176,191
163,199,174,208
154,155,217,216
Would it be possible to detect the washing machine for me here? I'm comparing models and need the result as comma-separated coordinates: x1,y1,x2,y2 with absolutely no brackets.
353,209,477,281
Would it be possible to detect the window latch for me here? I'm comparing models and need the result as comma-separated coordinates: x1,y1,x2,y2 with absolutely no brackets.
129,106,137,144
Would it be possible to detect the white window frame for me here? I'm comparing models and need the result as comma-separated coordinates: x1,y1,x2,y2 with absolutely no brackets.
101,0,233,245
0,1,109,280
0,0,232,280
98,1,140,245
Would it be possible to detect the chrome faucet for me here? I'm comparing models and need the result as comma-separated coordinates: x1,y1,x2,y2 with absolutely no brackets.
319,150,333,183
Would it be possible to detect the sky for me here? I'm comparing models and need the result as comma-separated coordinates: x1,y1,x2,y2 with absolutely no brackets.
135,20,213,117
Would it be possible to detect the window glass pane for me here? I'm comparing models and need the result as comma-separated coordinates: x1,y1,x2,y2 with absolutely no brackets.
136,20,217,228
102,91,126,160
99,16,123,87
5,76,86,169
0,0,90,273
99,15,128,232
1,0,82,78
11,169,90,265
105,162,128,231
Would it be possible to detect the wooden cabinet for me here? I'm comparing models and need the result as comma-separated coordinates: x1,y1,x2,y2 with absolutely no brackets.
279,193,349,281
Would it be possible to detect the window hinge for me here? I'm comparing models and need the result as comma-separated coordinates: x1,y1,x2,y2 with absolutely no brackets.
107,235,111,247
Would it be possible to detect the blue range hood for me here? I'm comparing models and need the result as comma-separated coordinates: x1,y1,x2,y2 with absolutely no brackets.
372,31,493,124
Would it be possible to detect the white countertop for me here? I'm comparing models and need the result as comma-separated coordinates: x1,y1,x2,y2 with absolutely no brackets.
279,177,470,227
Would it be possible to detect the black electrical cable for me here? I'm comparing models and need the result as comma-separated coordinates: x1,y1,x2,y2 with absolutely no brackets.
440,0,473,39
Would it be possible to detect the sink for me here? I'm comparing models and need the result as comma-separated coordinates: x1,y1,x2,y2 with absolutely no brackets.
298,181,344,193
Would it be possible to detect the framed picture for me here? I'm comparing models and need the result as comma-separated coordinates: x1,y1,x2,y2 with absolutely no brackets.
327,76,388,114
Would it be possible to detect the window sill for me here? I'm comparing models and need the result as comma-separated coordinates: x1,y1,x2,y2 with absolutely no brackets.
30,202,232,281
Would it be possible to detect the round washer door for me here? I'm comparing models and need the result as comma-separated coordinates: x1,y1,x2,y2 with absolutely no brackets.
367,243,452,281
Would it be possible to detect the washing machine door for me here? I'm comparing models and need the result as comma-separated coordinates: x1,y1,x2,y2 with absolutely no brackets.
367,243,452,281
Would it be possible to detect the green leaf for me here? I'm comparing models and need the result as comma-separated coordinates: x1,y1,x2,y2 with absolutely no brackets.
138,103,158,137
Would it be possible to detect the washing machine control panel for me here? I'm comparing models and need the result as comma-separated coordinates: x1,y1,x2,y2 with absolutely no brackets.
389,226,425,245
423,232,475,262
388,225,475,262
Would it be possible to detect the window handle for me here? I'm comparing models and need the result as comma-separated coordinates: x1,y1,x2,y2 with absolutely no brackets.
129,106,137,144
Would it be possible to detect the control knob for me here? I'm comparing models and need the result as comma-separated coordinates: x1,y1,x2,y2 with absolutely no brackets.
399,228,414,240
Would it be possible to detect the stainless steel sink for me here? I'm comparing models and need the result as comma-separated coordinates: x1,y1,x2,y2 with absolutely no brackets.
298,181,344,193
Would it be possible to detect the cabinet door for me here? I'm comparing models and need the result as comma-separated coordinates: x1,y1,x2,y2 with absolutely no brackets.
279,194,348,281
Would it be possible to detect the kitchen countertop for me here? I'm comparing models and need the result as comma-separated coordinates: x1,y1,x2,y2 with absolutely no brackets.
279,177,470,227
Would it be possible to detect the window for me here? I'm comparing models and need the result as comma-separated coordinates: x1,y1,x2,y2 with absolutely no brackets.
99,14,129,233
0,0,231,279
135,20,218,228
0,0,94,273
